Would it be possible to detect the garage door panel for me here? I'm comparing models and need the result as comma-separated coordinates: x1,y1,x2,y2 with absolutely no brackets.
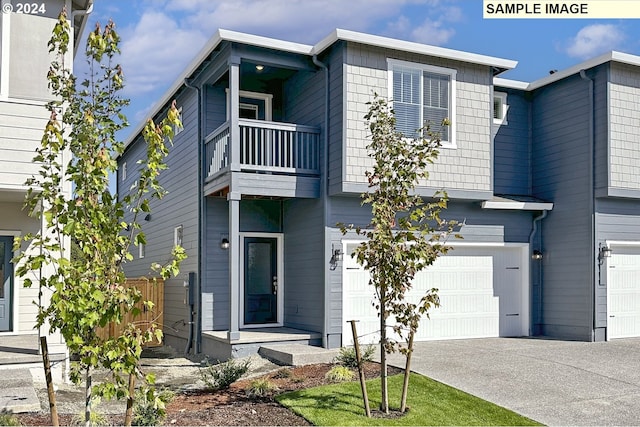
343,245,527,345
608,247,640,339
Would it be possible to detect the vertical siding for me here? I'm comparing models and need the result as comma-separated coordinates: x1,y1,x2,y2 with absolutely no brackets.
593,64,609,193
532,74,593,340
282,198,324,332
119,88,200,345
342,43,493,194
608,62,640,192
493,88,531,195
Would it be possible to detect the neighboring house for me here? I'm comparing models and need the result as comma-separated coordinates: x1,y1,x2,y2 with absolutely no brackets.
119,28,640,361
0,0,92,368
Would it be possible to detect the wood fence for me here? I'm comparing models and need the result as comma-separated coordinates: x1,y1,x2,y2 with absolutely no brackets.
96,278,164,347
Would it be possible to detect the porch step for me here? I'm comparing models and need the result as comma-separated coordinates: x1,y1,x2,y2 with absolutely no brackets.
259,344,339,366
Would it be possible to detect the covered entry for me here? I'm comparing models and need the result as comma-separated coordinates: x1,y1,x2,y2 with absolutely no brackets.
342,243,529,345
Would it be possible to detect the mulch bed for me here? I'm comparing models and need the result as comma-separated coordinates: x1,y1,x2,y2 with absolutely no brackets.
16,362,403,426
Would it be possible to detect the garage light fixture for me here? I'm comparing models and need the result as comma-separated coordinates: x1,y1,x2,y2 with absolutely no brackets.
598,244,612,262
329,245,343,271
532,250,543,260
220,237,230,250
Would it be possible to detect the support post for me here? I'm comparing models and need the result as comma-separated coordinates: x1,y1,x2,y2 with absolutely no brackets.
228,192,241,340
400,330,415,412
349,320,371,417
40,336,59,427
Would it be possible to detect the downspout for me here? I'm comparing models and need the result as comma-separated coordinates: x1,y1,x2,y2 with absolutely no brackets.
580,69,596,339
184,78,202,354
312,54,330,348
529,210,547,334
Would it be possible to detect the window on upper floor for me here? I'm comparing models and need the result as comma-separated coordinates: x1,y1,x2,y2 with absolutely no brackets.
138,242,145,259
493,92,508,125
388,59,456,148
174,225,183,247
121,162,127,181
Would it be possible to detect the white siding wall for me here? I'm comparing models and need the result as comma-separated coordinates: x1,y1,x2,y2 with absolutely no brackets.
609,63,640,191
344,43,492,192
0,100,49,190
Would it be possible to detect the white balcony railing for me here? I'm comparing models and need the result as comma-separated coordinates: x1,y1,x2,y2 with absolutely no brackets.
205,119,320,180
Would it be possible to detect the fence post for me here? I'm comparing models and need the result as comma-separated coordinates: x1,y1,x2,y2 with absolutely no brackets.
348,320,371,418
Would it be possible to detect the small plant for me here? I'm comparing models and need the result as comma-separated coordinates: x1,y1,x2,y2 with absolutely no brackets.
246,378,279,398
200,358,251,391
71,404,109,426
0,410,21,426
335,343,375,368
132,387,174,426
272,368,292,379
325,366,355,383
291,375,306,384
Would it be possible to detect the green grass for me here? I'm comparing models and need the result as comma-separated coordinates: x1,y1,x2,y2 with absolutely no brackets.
276,373,542,426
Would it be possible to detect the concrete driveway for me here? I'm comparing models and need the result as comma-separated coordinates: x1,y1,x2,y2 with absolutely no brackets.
383,337,640,426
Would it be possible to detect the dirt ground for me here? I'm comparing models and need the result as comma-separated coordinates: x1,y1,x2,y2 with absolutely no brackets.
16,348,400,426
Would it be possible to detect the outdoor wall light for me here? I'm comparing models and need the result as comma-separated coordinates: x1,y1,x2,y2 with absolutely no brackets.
220,238,230,250
532,250,543,260
255,64,265,71
144,214,151,221
599,244,612,261
329,246,344,271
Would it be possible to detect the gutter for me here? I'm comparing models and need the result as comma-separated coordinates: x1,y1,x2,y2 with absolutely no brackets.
529,210,547,334
580,69,597,339
184,78,202,354
312,54,330,348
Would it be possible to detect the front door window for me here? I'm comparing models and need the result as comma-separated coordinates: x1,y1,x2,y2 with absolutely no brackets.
243,237,278,325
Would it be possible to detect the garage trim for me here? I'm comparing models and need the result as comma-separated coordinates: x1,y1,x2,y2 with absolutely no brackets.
341,240,530,344
605,240,640,340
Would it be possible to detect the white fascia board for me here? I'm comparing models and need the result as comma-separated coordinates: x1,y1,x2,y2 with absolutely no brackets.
481,200,554,211
313,28,517,71
123,29,313,151
527,51,640,91
494,78,529,90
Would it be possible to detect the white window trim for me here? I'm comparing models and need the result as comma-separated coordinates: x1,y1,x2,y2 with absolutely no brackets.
138,242,145,259
387,58,457,149
121,162,127,181
174,225,183,247
493,91,508,126
225,89,273,121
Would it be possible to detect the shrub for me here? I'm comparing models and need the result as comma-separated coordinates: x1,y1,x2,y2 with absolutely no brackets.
132,387,175,426
0,410,21,426
325,366,355,383
335,343,375,368
200,358,251,391
71,407,108,426
245,378,279,398
272,368,292,379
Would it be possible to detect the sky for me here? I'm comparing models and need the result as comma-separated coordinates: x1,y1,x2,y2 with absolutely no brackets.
75,0,640,144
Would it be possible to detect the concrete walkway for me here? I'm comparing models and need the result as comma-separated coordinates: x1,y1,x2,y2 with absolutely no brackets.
384,337,640,426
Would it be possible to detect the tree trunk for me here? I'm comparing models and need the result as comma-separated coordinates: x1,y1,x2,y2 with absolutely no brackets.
379,287,389,413
400,330,415,412
40,337,59,426
124,374,136,426
85,368,92,427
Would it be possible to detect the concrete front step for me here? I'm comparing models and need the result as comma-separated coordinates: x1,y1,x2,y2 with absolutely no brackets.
259,344,339,366
0,369,41,413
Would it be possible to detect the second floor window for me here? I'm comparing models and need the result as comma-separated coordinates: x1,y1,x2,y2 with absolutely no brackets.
388,59,456,147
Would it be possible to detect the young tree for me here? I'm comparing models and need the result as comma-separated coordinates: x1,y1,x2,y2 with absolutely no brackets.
14,10,185,425
341,94,457,413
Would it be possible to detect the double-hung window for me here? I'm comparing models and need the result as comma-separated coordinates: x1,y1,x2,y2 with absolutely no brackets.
388,59,456,147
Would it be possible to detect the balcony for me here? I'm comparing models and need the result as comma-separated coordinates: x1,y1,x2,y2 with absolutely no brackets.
204,119,321,198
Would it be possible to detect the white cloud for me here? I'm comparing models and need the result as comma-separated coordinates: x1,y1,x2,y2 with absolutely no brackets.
119,11,207,96
565,24,625,59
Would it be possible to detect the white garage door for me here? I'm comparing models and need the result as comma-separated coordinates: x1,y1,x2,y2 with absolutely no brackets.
342,244,529,345
607,244,640,339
